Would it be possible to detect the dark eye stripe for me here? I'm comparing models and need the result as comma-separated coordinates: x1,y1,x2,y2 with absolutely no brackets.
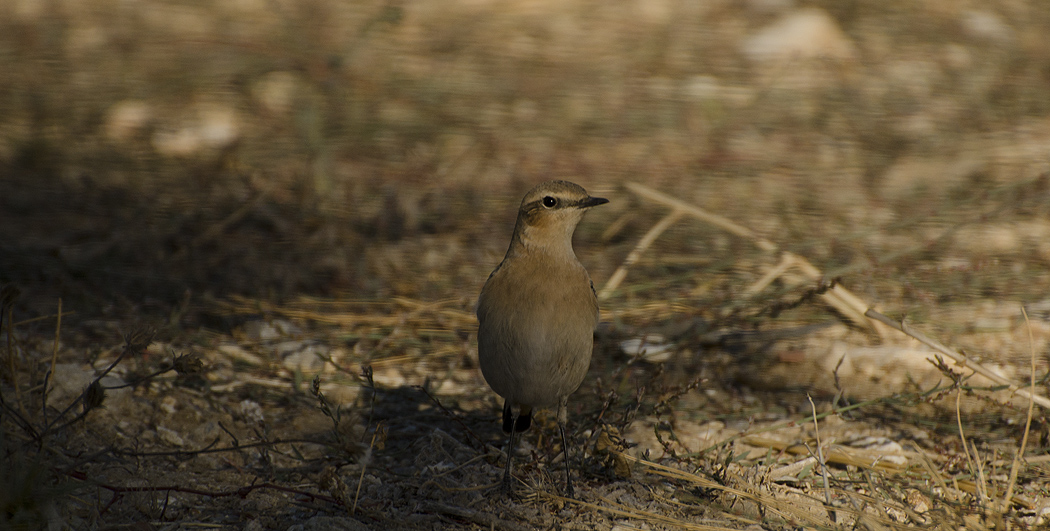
525,196,590,212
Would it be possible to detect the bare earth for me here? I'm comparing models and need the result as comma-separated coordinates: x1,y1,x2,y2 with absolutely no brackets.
2,0,1050,529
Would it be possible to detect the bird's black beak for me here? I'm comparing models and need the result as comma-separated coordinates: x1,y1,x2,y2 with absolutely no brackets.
581,196,609,208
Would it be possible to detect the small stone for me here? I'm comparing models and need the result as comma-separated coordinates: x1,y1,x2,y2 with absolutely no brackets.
742,8,856,62
239,400,265,424
620,335,675,362
156,426,186,447
251,71,301,115
961,10,1013,43
104,100,152,142
279,342,330,373
152,101,240,157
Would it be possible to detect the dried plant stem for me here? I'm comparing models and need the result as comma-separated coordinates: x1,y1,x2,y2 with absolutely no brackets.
744,436,910,473
174,176,274,260
918,448,958,503
971,441,989,507
865,308,1050,411
744,253,796,295
603,450,831,527
807,395,832,511
599,208,684,300
623,182,778,251
600,209,635,242
49,298,62,373
773,253,877,331
214,294,476,328
423,502,533,531
1000,306,1036,512
43,298,62,421
542,492,743,531
352,422,382,515
4,303,26,417
617,182,879,332
12,311,75,327
956,389,979,502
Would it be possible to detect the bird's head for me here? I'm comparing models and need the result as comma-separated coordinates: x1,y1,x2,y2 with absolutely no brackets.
513,180,608,253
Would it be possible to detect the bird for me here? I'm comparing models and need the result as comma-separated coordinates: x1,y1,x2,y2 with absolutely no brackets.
476,180,608,496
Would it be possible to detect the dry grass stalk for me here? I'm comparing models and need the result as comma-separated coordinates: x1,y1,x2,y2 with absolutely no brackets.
614,182,881,333
11,311,75,327
765,253,880,334
865,308,1050,411
2,288,25,414
954,479,1035,510
970,441,989,509
423,502,532,531
43,298,62,418
622,182,778,252
807,395,833,511
173,176,276,260
606,449,833,527
917,448,958,503
213,294,476,329
542,491,747,531
952,381,1035,511
743,436,910,474
600,209,636,242
352,421,382,515
599,208,685,300
999,306,1036,513
956,389,982,504
600,301,697,321
744,252,796,295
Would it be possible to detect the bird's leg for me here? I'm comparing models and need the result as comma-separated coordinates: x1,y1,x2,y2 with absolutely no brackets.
558,397,575,498
502,402,519,495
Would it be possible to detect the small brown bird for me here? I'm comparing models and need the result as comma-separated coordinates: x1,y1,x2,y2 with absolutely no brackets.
476,180,608,496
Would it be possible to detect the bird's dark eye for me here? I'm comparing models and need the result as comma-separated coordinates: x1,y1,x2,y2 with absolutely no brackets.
542,196,557,208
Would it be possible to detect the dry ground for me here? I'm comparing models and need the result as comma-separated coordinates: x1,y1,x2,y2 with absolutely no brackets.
2,0,1050,529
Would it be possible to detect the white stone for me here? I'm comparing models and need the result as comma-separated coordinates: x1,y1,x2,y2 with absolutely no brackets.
251,71,301,115
620,335,675,362
742,8,856,62
104,100,153,142
152,101,240,157
961,10,1013,43
156,426,186,447
239,399,265,423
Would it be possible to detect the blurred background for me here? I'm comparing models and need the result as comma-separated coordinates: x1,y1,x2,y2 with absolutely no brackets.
1,0,1050,322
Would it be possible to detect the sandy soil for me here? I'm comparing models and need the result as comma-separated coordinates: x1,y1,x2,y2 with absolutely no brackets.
2,0,1050,529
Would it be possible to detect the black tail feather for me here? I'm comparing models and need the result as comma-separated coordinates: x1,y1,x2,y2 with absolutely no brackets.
502,402,514,433
502,402,533,433
515,411,531,432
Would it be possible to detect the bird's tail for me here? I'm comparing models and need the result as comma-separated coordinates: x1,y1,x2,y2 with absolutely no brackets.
502,402,533,433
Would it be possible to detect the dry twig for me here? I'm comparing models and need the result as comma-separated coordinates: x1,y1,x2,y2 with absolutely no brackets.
807,395,833,512
1000,306,1036,512
42,298,62,424
865,308,1050,411
611,182,880,332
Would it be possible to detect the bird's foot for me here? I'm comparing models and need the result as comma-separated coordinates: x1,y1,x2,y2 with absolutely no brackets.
499,473,516,498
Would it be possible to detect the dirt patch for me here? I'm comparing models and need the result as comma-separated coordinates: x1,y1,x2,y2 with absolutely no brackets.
3,0,1050,529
